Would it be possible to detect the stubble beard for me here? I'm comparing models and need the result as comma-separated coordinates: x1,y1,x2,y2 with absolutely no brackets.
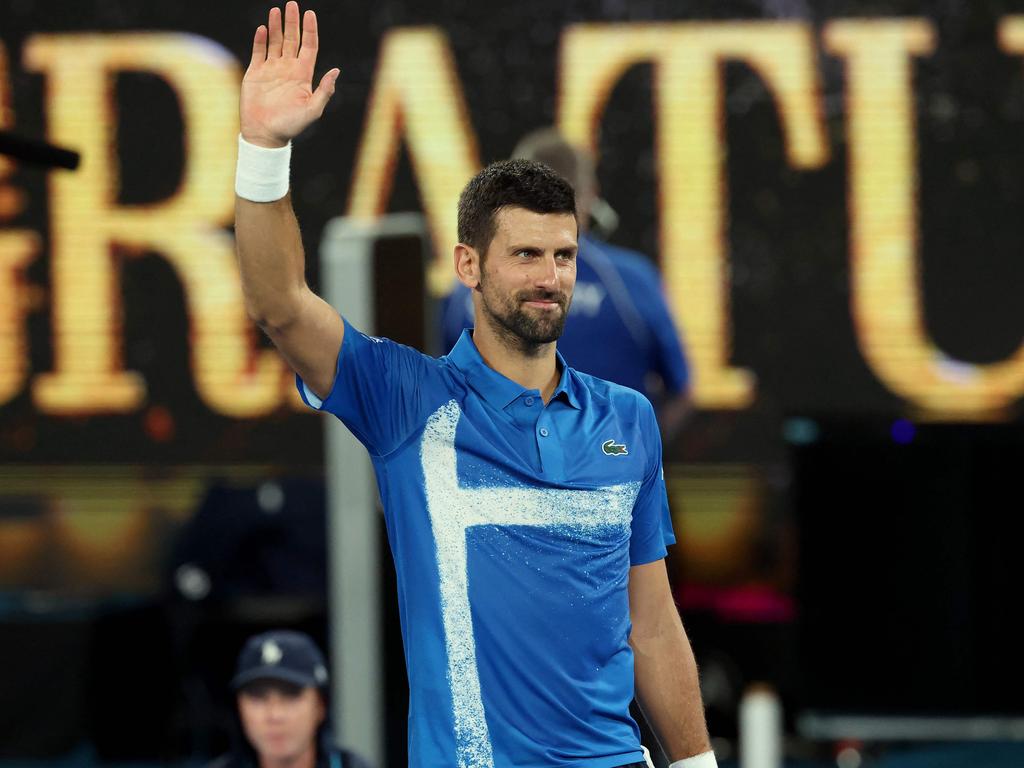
478,277,571,357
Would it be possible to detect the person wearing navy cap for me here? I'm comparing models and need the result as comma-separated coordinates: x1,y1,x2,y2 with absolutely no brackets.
207,630,369,768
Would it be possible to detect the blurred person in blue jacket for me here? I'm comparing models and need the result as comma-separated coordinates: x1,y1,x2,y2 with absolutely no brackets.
440,128,693,441
208,630,369,768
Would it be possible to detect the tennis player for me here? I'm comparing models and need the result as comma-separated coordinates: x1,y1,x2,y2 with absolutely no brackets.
233,4,716,766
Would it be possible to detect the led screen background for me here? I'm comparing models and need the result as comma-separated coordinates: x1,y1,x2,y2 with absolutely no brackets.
3,1,1024,465
3,2,1024,756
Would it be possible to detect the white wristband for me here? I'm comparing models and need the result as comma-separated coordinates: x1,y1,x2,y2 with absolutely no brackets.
669,751,718,768
235,134,291,202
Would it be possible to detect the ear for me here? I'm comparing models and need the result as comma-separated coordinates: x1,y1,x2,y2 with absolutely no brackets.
454,243,481,289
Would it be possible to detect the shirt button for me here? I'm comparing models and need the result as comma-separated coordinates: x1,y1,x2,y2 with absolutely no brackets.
524,396,535,406
539,427,549,437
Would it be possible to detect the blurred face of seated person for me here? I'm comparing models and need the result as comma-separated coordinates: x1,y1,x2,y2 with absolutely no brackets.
466,206,578,357
237,679,325,768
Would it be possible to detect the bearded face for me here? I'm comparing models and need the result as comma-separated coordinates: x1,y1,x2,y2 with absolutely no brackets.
478,277,571,347
462,207,578,355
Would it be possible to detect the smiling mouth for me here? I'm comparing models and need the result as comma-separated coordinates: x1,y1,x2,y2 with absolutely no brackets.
520,294,565,308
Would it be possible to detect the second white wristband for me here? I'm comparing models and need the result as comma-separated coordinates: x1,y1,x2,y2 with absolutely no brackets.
235,134,292,202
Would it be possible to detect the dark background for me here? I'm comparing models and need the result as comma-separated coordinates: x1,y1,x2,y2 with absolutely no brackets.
3,0,1024,464
2,1,1024,764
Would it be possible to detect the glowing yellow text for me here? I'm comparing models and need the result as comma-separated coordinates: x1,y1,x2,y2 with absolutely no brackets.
25,34,286,417
559,23,829,409
0,43,39,406
826,20,1024,418
347,28,481,295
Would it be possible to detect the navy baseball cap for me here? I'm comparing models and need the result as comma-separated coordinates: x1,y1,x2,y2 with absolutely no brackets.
231,630,330,691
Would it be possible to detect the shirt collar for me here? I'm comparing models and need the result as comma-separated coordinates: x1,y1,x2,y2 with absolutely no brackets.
447,330,582,411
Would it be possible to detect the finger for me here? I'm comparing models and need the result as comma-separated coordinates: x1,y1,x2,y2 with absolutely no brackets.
267,6,283,58
249,25,268,69
282,1,300,58
308,68,340,118
298,9,318,65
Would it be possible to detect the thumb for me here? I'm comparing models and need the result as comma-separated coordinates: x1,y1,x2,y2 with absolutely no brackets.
309,68,340,117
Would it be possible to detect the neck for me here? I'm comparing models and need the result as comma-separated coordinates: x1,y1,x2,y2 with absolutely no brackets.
471,318,561,403
259,744,317,768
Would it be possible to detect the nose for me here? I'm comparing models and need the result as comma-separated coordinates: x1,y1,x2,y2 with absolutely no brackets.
531,253,559,289
264,693,287,721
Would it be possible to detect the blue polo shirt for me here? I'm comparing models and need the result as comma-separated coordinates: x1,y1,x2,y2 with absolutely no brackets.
440,233,690,400
299,319,675,768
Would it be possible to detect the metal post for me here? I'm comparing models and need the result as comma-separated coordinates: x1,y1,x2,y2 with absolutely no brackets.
740,684,783,768
319,213,430,766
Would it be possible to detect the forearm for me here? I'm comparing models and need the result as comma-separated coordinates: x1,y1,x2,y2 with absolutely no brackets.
235,192,309,330
235,1,339,331
631,612,711,760
229,4,343,398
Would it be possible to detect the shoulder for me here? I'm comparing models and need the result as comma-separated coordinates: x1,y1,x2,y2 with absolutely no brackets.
344,321,424,357
444,280,472,298
346,321,448,372
571,370,660,469
581,236,661,283
342,324,457,389
441,282,473,315
573,368,655,420
442,281,473,306
313,319,462,441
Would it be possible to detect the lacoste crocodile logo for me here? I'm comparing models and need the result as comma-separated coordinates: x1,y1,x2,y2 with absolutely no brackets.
602,439,628,456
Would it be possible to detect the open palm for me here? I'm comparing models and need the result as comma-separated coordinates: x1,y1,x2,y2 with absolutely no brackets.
240,2,339,148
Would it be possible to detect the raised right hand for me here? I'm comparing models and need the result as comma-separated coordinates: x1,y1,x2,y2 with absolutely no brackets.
240,1,340,148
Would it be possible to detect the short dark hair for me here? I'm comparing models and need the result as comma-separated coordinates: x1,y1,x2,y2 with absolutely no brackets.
457,159,576,254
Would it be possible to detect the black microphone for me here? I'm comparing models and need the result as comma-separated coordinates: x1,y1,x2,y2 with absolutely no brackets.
0,130,80,170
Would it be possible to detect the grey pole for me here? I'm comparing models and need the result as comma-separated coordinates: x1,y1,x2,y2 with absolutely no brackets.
319,213,430,766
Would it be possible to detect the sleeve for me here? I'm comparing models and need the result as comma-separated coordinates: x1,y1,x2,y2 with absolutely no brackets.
439,284,474,354
296,316,439,457
636,267,690,395
628,399,676,565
